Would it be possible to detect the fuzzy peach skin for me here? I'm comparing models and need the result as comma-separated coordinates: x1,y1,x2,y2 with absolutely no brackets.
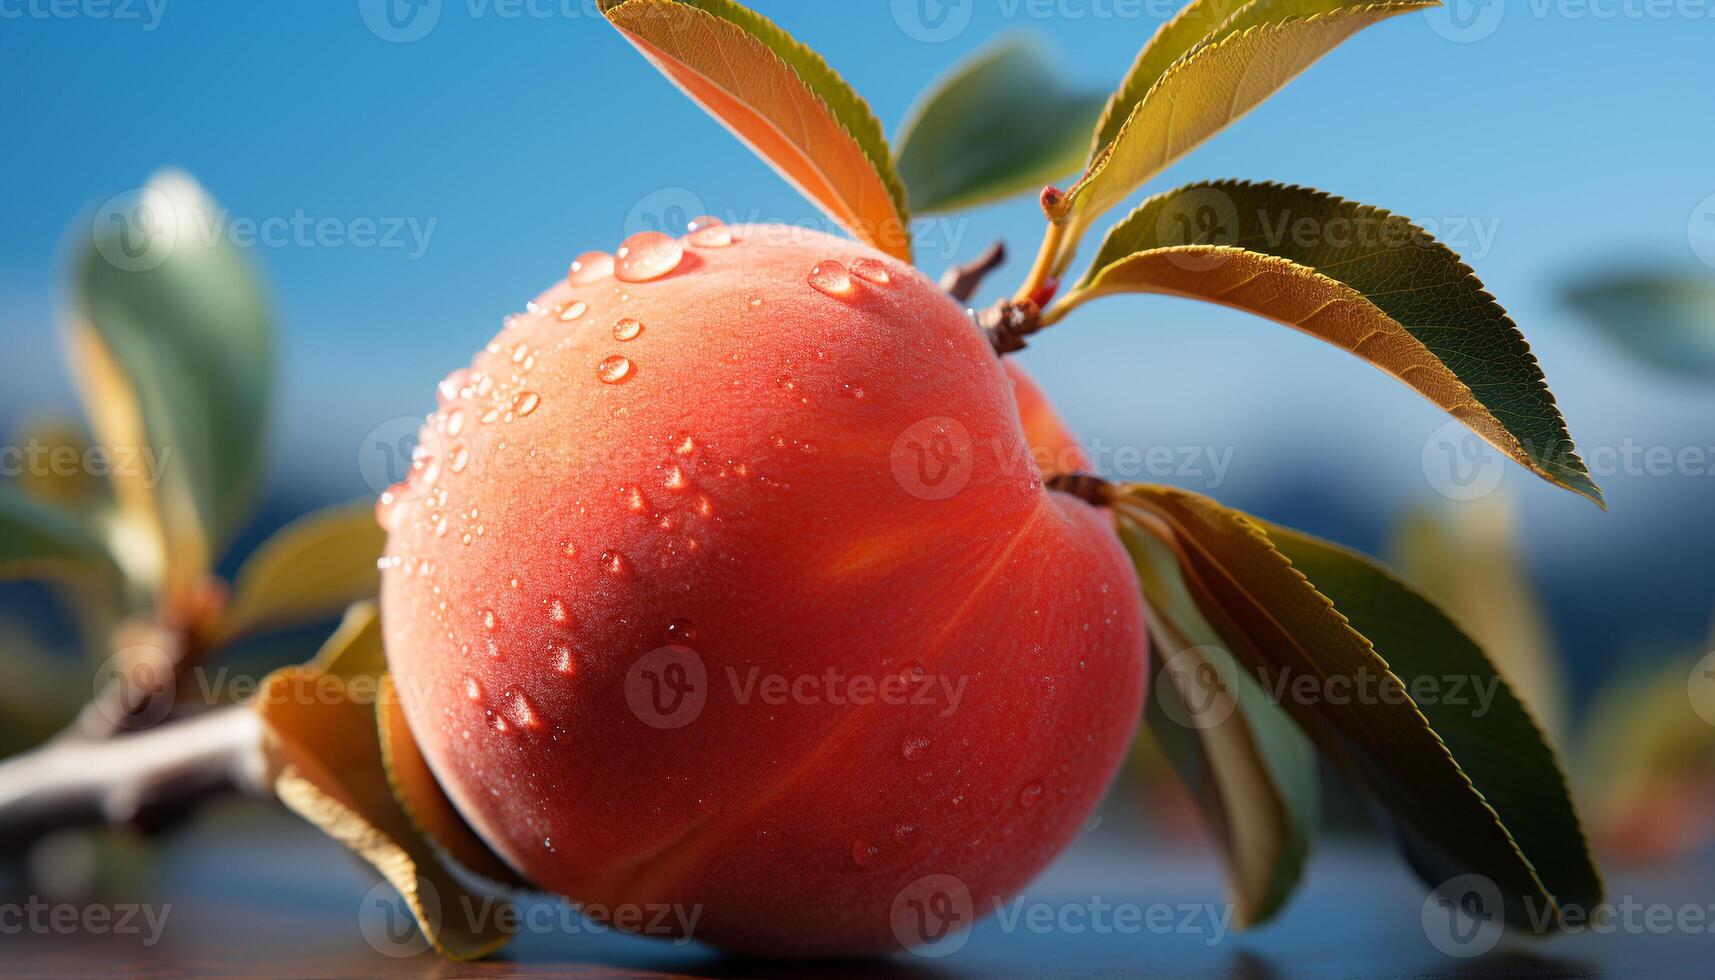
378,225,1148,957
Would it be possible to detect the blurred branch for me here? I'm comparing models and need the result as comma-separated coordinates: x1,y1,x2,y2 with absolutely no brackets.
0,705,265,852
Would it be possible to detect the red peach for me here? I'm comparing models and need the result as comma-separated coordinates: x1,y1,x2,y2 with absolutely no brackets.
379,224,1148,957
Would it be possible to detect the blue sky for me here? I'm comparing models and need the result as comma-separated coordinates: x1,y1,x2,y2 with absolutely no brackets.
3,1,1713,682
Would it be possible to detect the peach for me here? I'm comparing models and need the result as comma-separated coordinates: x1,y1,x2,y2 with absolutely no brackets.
378,224,1147,956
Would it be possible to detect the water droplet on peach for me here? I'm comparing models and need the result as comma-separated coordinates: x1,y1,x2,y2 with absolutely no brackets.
850,258,891,284
557,300,588,322
569,251,614,285
601,550,632,578
615,231,683,282
597,355,635,384
686,215,733,248
665,619,697,644
852,840,878,867
465,677,483,701
902,735,930,762
1018,781,1044,808
437,368,471,406
547,597,569,623
510,693,542,730
512,390,541,417
448,444,470,474
614,317,643,341
807,260,852,296
481,608,497,631
663,465,688,491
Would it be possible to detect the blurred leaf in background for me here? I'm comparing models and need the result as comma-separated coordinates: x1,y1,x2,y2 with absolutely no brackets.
1567,275,1715,378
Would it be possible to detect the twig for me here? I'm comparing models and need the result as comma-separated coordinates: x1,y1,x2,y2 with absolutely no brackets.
0,706,266,852
939,240,1008,304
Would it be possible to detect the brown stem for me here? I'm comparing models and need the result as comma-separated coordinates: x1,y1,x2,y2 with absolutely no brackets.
939,240,1008,305
979,297,1045,356
0,706,266,852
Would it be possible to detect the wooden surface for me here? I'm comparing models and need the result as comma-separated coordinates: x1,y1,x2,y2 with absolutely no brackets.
3,805,1711,978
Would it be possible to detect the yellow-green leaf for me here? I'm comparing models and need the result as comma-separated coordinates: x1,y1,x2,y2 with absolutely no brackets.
75,170,273,592
1045,2,1432,277
1123,523,1316,927
1055,181,1602,506
600,0,911,260
1116,484,1602,930
220,501,387,644
7,419,109,513
0,484,118,586
255,607,513,961
894,35,1106,213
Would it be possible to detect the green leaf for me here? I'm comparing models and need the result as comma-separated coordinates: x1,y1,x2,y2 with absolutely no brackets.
1389,499,1568,740
1054,181,1602,506
1116,485,1602,931
1123,523,1316,927
219,500,388,644
1565,275,1715,378
76,171,272,581
600,0,912,260
894,35,1107,213
0,483,118,585
1044,2,1432,277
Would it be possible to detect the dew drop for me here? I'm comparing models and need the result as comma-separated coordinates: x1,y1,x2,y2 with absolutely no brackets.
597,355,635,384
557,300,588,322
446,408,467,437
481,608,497,631
850,258,891,285
614,231,683,282
673,433,697,456
663,465,688,492
613,317,644,341
512,390,541,417
686,215,733,248
547,597,569,624
510,693,542,730
569,251,614,285
601,550,632,578
901,735,930,762
437,368,471,406
852,839,878,867
665,618,697,644
807,260,853,297
1018,781,1044,809
893,823,915,843
375,489,403,532
465,677,483,702
448,444,470,474
626,486,650,514
553,645,576,675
